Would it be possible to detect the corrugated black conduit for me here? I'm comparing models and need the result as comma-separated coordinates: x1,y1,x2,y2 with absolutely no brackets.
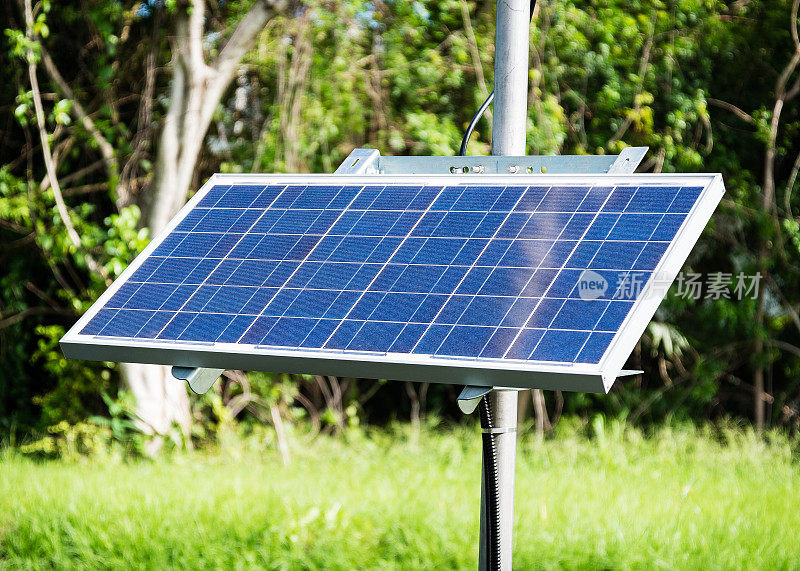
479,396,501,570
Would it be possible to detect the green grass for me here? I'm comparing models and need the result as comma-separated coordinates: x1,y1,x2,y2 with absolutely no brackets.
1,420,799,569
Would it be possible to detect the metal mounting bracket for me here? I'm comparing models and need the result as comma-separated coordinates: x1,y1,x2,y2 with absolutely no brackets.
618,369,644,377
458,386,530,414
172,366,224,394
457,385,493,414
607,146,649,174
335,146,648,176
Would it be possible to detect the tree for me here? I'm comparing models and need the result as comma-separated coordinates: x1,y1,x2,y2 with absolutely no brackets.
124,0,293,450
7,0,294,448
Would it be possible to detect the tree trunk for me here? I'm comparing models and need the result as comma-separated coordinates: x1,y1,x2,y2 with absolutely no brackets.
120,363,192,455
121,0,291,449
516,388,530,430
532,389,550,443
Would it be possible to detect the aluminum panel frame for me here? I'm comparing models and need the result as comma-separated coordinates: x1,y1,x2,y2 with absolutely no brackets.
60,172,724,393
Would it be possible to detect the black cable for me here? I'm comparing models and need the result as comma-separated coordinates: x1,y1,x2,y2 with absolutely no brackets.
479,396,501,571
459,90,495,157
458,0,537,157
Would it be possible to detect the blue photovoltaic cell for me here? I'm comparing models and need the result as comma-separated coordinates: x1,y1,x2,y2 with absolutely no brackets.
79,178,711,367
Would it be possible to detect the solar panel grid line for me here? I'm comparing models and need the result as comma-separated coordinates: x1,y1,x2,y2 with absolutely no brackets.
408,185,499,355
411,184,543,358
610,188,689,266
248,199,363,344
244,184,369,348
92,305,628,336
127,239,663,267
133,184,283,341
257,200,376,346
331,196,445,347
504,183,691,363
499,183,619,363
451,187,555,358
457,218,549,357
100,184,678,355
458,187,600,360
572,184,682,366
106,185,666,355
597,180,721,381
96,296,634,332
254,185,436,352
320,185,529,356
501,205,591,357
142,230,678,263
231,185,365,335
120,184,281,341
71,181,275,340
567,184,641,341
319,184,450,354
62,181,215,339
637,190,683,242
584,185,682,329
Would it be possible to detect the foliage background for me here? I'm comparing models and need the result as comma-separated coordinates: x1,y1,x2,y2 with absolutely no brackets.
1,0,800,446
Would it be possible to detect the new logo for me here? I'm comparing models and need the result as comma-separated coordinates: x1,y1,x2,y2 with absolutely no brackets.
577,270,608,300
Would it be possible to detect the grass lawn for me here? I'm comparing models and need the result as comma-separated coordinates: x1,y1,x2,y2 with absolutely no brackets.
1,420,799,569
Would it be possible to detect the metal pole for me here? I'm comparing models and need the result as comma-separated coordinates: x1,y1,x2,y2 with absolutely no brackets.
478,389,519,570
479,0,530,569
491,0,530,157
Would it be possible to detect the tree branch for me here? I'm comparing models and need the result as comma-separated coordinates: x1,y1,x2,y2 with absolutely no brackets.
57,159,105,187
609,25,654,146
765,339,800,360
206,0,292,119
765,274,800,336
39,48,118,181
214,1,287,74
119,15,159,205
25,280,63,311
460,0,492,125
145,0,293,235
784,145,800,217
786,0,800,102
0,306,72,330
24,0,109,283
764,0,800,210
707,98,755,123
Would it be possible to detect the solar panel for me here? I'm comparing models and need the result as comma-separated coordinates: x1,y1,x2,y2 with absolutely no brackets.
60,173,724,392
